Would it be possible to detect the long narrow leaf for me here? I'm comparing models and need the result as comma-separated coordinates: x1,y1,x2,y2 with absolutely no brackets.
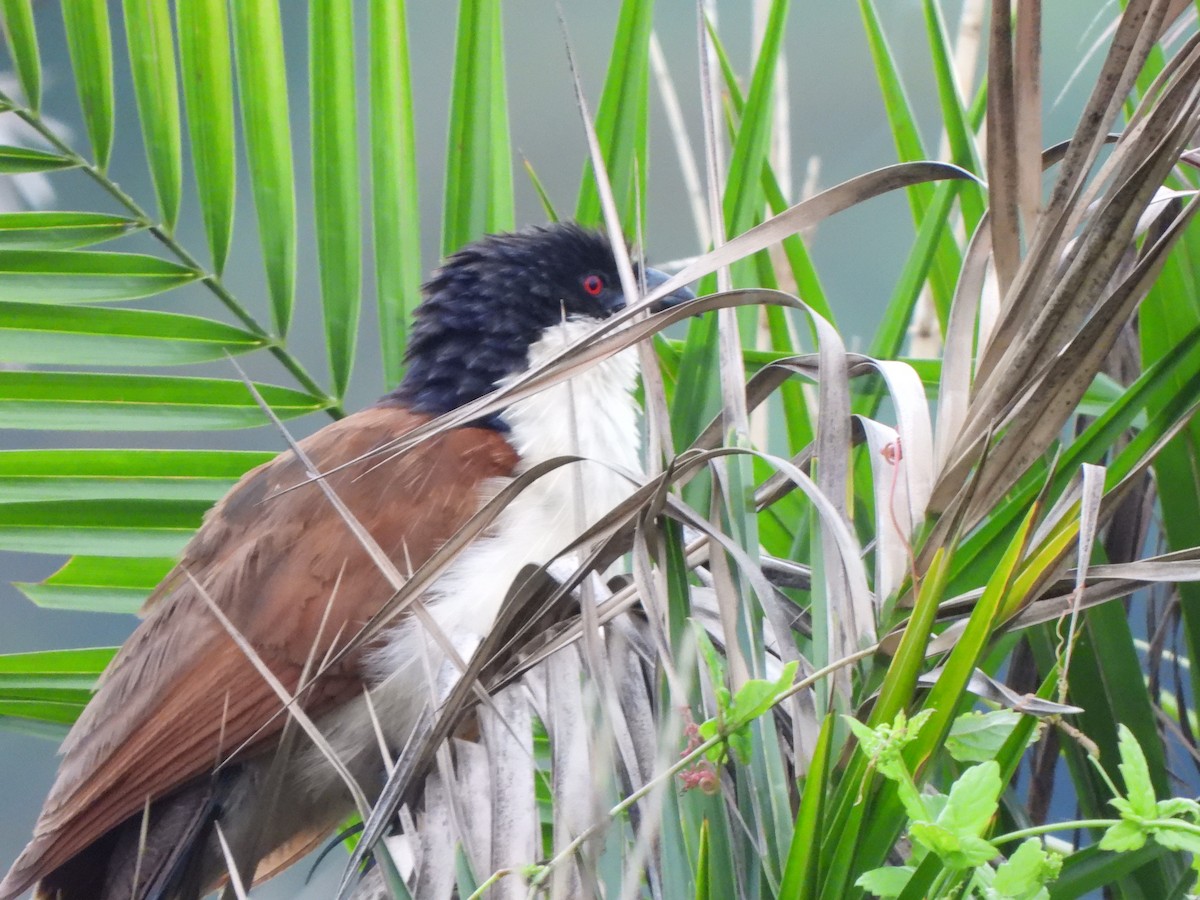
16,556,175,614
0,0,40,111
0,302,264,365
231,0,296,334
0,212,144,250
0,498,208,556
0,146,76,174
443,0,513,253
311,0,361,399
177,0,236,273
370,0,421,388
124,0,183,230
0,449,271,501
0,250,199,303
0,372,328,430
61,0,114,170
574,0,654,228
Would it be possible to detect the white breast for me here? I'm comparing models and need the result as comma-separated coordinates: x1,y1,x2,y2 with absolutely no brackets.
352,320,642,756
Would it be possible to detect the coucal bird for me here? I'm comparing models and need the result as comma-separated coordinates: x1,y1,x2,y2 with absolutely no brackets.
1,222,693,900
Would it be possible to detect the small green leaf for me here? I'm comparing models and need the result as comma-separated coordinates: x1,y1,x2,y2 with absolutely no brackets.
124,0,183,229
947,710,1027,763
1157,797,1200,819
0,302,264,365
0,145,77,174
0,250,199,303
1151,827,1200,855
938,760,1002,838
61,0,115,169
0,371,328,430
1,0,41,111
994,839,1062,899
845,715,883,755
1099,819,1147,853
1116,724,1158,819
727,662,798,726
0,212,146,250
909,823,997,869
855,866,915,897
727,681,776,725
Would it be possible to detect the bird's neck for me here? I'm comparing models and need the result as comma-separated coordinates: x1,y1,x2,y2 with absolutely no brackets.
499,320,643,528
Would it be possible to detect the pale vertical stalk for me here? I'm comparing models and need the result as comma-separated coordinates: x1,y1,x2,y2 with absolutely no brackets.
648,33,710,248
750,0,788,451
698,0,751,692
912,0,986,359
1015,0,1043,234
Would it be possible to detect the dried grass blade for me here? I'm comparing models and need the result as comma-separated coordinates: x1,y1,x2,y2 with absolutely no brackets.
1059,464,1105,693
1014,1,1042,234
856,418,913,603
648,32,709,246
411,774,455,900
986,0,1021,297
544,647,595,898
484,689,536,899
980,0,1164,358
963,191,1200,521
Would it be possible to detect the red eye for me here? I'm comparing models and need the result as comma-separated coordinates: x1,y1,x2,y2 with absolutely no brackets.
582,274,605,296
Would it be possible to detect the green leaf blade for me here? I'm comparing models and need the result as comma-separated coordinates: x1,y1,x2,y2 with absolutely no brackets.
17,555,176,614
310,0,362,399
123,0,183,230
177,0,236,272
0,449,272,502
61,0,115,170
0,212,146,250
574,0,653,228
0,145,77,174
0,498,208,556
369,0,421,387
0,372,328,430
721,0,788,236
231,0,296,334
442,0,513,254
0,302,264,365
0,250,200,303
1,0,41,112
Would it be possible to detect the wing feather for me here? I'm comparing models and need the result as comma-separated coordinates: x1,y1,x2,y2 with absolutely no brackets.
1,406,517,897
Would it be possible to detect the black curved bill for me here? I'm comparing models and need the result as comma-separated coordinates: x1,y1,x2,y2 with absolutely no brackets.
642,267,696,310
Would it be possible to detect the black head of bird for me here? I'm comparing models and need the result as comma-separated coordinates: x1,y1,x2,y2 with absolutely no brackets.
396,222,690,419
0,221,694,900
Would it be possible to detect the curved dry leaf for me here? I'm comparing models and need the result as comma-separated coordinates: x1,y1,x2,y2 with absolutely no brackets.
855,417,913,604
